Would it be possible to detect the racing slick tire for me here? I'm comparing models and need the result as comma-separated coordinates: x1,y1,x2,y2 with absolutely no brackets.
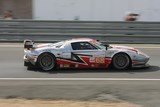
37,53,56,71
112,53,130,70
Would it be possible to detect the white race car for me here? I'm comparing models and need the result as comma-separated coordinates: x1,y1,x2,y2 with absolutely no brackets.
24,38,149,71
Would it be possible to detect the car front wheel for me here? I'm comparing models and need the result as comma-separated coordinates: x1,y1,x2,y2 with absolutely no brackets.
112,53,130,70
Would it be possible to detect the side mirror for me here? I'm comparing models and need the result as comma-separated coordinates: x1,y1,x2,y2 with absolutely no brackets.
104,44,109,50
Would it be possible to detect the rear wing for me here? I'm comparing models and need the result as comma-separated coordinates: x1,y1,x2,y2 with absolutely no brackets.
24,39,35,50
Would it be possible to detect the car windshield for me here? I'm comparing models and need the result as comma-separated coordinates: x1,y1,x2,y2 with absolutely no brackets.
90,40,108,50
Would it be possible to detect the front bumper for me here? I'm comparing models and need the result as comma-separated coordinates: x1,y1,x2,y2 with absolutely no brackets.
24,55,37,66
132,54,150,68
132,63,150,68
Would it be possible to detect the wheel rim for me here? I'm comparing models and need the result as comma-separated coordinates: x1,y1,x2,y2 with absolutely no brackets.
113,54,129,69
40,54,54,71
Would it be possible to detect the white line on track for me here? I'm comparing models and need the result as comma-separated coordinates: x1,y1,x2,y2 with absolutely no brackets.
0,78,160,81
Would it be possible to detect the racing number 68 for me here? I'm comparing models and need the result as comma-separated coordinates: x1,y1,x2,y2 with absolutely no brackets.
95,57,105,63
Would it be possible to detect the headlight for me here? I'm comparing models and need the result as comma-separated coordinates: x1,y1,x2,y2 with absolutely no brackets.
137,50,149,58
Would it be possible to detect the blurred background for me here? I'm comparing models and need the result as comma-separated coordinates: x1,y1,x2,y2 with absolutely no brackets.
0,0,160,21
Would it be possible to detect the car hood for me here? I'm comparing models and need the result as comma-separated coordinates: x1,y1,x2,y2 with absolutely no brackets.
110,45,138,52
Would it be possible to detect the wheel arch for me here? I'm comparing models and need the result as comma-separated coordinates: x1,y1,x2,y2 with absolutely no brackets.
38,52,56,58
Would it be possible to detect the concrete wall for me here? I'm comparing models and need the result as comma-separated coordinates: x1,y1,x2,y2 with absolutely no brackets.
0,0,32,19
33,0,160,21
1,0,160,21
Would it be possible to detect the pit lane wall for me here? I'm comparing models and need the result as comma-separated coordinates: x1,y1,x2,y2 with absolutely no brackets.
0,20,160,44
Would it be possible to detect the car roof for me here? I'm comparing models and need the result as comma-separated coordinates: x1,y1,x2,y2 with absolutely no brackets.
65,38,97,44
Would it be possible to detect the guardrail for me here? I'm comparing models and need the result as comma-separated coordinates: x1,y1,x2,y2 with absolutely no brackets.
0,19,160,44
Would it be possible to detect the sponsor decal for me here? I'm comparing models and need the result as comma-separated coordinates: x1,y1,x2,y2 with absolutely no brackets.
75,64,79,68
91,64,95,67
95,57,105,63
90,57,105,64
59,64,70,68
60,64,63,68
57,53,112,68
89,57,95,62
63,64,70,68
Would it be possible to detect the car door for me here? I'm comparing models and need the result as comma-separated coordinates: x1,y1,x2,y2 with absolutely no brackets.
70,42,106,68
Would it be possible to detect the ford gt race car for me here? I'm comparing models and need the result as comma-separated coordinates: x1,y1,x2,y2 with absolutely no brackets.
24,38,149,71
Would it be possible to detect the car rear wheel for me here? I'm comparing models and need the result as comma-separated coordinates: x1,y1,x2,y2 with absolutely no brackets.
112,53,130,70
38,53,56,71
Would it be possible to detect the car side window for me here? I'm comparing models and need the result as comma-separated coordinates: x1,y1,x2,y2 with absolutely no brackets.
71,42,97,50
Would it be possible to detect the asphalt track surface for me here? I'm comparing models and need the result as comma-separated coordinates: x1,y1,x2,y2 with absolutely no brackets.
0,43,160,107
